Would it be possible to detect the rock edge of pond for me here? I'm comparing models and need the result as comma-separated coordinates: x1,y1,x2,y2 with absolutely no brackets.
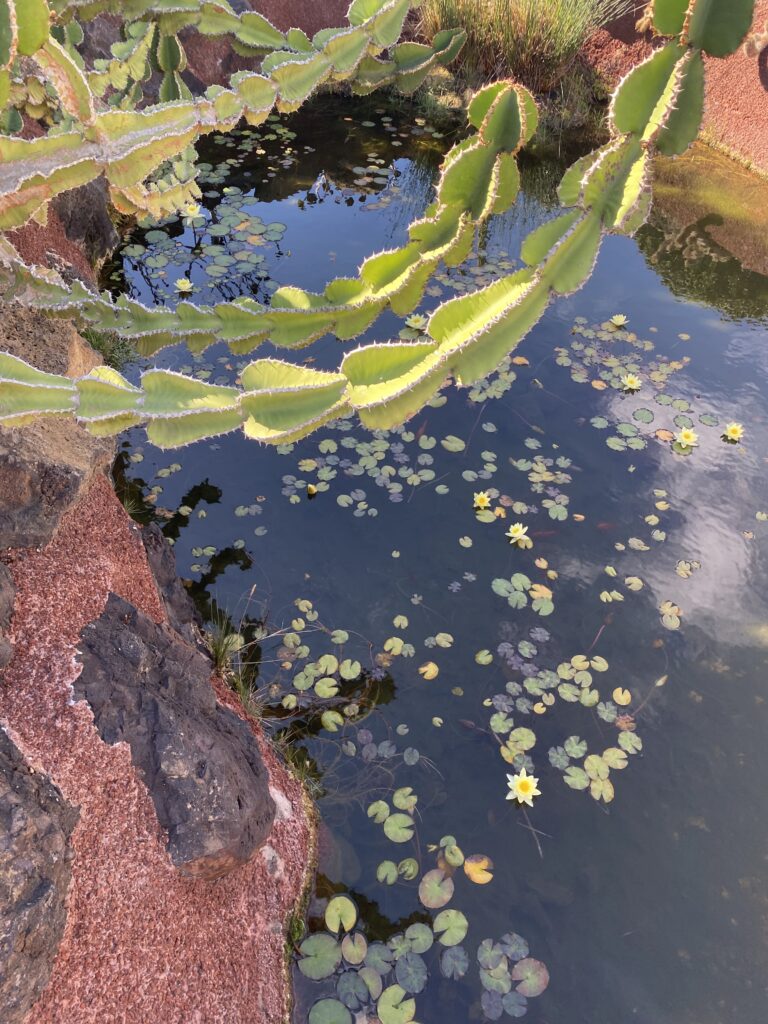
0,311,315,1023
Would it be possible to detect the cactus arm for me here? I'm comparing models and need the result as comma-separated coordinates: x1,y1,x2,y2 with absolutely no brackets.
0,0,758,446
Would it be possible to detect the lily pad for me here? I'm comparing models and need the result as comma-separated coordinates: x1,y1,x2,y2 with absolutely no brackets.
383,813,415,843
418,869,454,909
395,951,428,994
326,895,358,933
377,984,416,1024
440,945,469,979
433,908,468,947
308,998,353,1024
298,934,342,980
511,957,549,997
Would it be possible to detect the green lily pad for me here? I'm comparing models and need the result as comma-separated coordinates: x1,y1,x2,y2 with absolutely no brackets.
418,869,454,909
341,932,367,965
433,908,468,946
377,984,416,1024
326,895,358,933
298,934,342,980
377,860,398,884
383,813,415,843
308,998,353,1024
404,923,433,954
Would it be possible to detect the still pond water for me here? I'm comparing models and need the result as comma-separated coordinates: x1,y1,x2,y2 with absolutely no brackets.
107,96,768,1024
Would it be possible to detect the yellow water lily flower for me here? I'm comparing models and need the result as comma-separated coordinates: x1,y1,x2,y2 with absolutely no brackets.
610,313,629,328
506,767,540,807
182,201,200,218
620,373,641,392
175,277,193,292
722,422,744,443
506,522,528,545
405,313,428,331
474,491,491,510
675,428,699,449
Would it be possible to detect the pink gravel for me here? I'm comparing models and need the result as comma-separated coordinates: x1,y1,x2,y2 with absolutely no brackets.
1,474,312,1024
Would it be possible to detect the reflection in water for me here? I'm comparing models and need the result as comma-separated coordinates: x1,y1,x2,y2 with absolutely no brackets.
111,96,768,1024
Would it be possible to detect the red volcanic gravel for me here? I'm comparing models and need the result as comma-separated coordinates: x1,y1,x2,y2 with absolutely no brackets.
253,0,349,35
1,474,312,1024
9,211,97,287
703,0,768,173
583,2,768,175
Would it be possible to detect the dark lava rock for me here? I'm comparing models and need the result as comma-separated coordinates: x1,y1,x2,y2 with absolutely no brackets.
52,178,119,266
0,307,111,551
76,594,275,880
0,563,14,669
0,420,113,550
0,729,78,1024
141,522,201,647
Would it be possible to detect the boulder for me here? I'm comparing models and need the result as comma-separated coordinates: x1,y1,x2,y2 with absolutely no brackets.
0,307,113,550
141,522,202,647
52,178,119,266
76,594,275,880
0,304,101,378
0,729,78,1024
0,419,114,550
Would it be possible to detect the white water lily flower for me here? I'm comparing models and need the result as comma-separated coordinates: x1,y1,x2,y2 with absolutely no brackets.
506,767,541,807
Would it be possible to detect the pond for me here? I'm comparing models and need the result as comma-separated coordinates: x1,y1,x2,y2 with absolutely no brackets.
107,94,768,1024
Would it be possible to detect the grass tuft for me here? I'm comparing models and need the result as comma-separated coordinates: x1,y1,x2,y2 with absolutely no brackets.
419,0,633,94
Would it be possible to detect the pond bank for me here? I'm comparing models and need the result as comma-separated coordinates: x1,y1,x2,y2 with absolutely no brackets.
0,311,314,1023
585,0,768,176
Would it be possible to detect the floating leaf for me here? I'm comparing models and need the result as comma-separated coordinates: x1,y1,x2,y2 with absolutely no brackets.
404,923,433,954
377,984,416,1024
395,951,428,994
511,957,549,997
499,933,529,962
368,800,390,824
440,945,469,980
383,813,415,843
441,434,466,452
464,854,494,884
308,998,353,1024
563,766,589,790
433,909,469,947
418,869,454,909
298,934,342,980
326,895,358,933
341,932,368,966
377,860,398,885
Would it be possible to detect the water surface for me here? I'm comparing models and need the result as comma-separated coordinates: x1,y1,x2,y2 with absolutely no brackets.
109,96,768,1024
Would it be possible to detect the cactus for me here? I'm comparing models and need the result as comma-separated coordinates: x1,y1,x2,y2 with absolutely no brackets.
0,78,531,354
0,0,466,226
0,0,757,446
